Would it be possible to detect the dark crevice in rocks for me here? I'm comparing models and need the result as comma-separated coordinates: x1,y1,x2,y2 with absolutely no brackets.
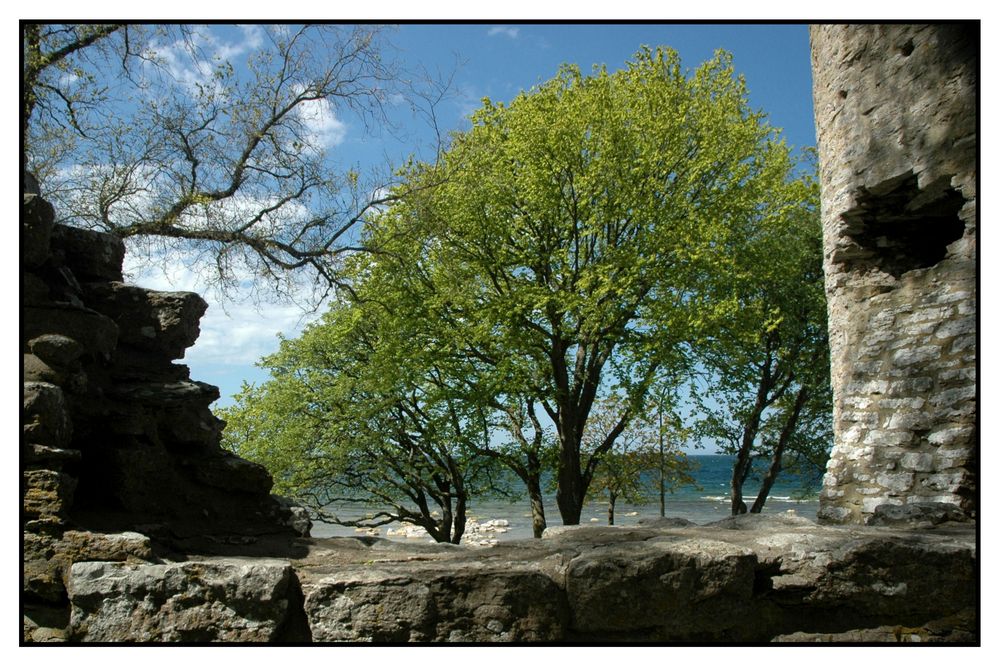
838,172,966,278
275,571,313,643
752,559,781,596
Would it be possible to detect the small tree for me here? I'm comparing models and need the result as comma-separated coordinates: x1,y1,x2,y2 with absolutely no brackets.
690,161,832,515
583,395,695,525
220,286,494,544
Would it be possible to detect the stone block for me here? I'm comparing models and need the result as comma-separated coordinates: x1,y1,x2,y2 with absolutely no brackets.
49,224,125,282
929,386,976,409
899,452,934,472
885,411,931,432
192,452,274,495
28,334,85,368
933,318,975,340
22,304,119,360
866,502,968,527
949,334,976,355
304,566,566,642
891,346,940,368
565,538,757,640
874,472,914,494
919,472,965,493
23,353,64,384
22,195,55,269
68,559,295,642
23,469,77,520
23,382,72,449
24,444,82,471
82,282,207,359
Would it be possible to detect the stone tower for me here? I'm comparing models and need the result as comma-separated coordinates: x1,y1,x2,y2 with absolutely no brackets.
810,24,977,523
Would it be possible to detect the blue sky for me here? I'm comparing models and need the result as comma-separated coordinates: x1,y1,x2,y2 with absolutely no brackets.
122,23,816,452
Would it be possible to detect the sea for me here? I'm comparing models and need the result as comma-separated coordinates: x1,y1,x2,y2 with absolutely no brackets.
309,454,824,543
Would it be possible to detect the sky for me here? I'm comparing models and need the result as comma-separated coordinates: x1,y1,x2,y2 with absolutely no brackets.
126,23,817,426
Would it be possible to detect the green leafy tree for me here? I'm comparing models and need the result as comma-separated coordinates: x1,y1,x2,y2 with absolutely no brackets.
370,47,805,525
690,162,832,515
23,23,447,300
220,282,497,544
352,198,559,538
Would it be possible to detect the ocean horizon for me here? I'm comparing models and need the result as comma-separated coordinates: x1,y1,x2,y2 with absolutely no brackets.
310,454,825,543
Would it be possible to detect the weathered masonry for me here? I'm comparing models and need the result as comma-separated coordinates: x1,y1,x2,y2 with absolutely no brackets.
810,24,977,523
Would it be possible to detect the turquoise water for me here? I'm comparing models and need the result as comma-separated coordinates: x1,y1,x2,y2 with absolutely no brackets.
310,454,824,542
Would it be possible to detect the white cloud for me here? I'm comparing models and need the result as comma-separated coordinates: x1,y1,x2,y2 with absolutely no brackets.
124,248,323,369
487,26,520,39
293,94,348,149
146,25,267,96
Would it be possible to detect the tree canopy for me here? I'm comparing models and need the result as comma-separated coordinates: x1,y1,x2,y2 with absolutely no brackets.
220,45,830,537
687,158,831,514
219,270,500,544
368,47,808,524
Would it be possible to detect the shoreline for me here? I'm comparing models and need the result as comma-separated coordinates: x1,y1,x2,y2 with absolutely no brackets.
310,495,821,544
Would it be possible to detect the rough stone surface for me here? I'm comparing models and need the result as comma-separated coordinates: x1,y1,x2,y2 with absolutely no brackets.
49,223,125,282
811,24,977,523
68,559,295,642
21,190,298,642
59,516,974,643
22,194,54,269
23,30,981,644
82,282,207,359
272,495,314,537
866,501,969,527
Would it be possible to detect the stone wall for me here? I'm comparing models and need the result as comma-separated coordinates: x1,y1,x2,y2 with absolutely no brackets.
810,24,977,523
21,190,307,641
60,516,977,643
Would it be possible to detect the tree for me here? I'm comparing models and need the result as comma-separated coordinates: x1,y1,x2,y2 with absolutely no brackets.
354,201,558,539
23,23,448,301
583,394,694,525
370,47,804,525
689,162,832,515
219,282,497,545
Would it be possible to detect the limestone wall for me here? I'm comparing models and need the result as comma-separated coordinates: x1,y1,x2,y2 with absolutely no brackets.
810,24,977,523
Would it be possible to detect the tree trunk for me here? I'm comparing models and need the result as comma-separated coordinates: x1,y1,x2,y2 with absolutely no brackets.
730,447,751,515
749,452,780,515
526,474,547,538
750,386,810,514
658,407,666,517
556,442,584,525
452,493,467,544
607,494,617,525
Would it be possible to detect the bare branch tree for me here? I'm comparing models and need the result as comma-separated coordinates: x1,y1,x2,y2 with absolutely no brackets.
23,23,453,304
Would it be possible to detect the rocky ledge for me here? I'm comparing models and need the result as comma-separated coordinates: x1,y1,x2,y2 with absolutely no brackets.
54,514,976,644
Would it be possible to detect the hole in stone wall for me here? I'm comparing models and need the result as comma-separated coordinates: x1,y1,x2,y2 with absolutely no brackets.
897,39,915,57
838,172,966,278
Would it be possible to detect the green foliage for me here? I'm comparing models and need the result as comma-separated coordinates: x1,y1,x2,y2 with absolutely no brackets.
583,393,696,524
369,46,806,524
222,45,827,535
687,154,832,513
220,281,502,544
